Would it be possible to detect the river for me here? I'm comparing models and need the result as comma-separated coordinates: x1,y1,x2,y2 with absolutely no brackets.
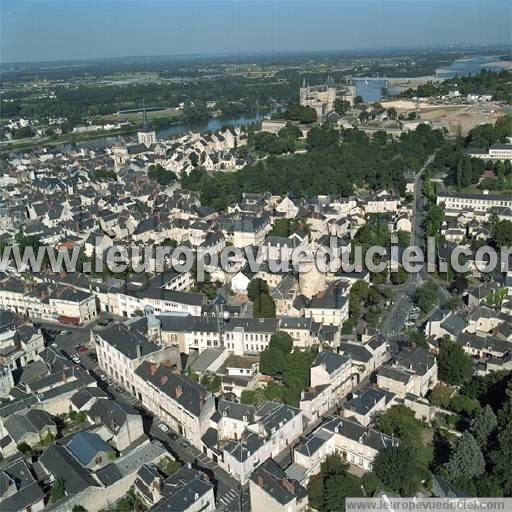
60,111,267,151
352,54,510,103
56,54,509,150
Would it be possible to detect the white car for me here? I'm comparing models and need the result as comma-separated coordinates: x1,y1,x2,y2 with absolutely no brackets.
99,374,108,381
71,356,81,364
158,423,169,433
51,343,58,348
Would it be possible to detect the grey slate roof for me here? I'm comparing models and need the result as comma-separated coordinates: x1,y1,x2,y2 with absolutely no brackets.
149,466,214,511
250,458,307,505
39,444,99,495
312,350,350,375
67,431,113,465
96,323,161,360
135,362,211,417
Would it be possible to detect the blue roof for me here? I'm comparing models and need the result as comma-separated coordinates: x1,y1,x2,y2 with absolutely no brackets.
67,431,112,465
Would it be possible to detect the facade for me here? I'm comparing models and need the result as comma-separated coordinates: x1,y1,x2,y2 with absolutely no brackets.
222,402,303,484
300,351,353,422
250,459,308,512
437,191,512,212
291,416,396,484
134,361,216,446
137,102,157,146
299,78,336,117
466,143,512,161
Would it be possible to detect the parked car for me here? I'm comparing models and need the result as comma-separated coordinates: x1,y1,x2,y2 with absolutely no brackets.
78,346,88,353
60,330,71,336
50,342,58,348
158,423,170,433
99,374,108,381
71,356,81,364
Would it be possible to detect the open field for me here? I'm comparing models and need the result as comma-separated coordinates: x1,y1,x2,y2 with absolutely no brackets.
419,104,505,134
381,99,507,135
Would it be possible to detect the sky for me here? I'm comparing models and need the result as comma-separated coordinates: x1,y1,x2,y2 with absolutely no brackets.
1,0,511,63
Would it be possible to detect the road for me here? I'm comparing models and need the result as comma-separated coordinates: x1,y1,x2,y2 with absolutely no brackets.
380,152,436,342
39,318,249,511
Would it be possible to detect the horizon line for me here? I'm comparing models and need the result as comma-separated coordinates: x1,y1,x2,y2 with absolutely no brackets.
2,42,511,67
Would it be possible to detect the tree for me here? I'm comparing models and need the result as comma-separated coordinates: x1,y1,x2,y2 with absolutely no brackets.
285,104,317,123
306,454,363,512
324,472,364,511
390,265,408,285
247,278,269,302
470,404,497,448
16,442,32,455
414,282,438,313
253,293,276,318
407,329,429,349
72,506,88,512
444,431,485,484
438,337,473,385
260,346,286,376
490,219,512,248
387,107,397,120
240,390,256,405
268,331,293,354
334,98,351,115
148,164,177,186
200,373,221,393
374,446,422,496
362,472,380,496
354,95,364,106
50,478,66,503
430,384,453,409
306,125,339,150
490,422,512,496
307,473,325,510
278,123,302,141
157,457,182,476
372,405,425,449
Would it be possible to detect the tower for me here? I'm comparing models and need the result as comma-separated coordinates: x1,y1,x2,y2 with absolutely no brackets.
137,99,156,146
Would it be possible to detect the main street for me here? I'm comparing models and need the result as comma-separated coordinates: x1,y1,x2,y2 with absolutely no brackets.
38,318,250,512
381,152,436,342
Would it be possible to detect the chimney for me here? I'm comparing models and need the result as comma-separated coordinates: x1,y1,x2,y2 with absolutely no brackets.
150,363,158,375
175,385,183,398
111,418,117,431
136,344,142,358
282,478,294,494
316,290,324,299
173,367,181,375
160,375,168,386
257,476,264,488
202,473,210,482
94,415,101,424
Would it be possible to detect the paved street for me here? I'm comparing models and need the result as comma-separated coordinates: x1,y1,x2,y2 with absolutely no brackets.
381,153,436,342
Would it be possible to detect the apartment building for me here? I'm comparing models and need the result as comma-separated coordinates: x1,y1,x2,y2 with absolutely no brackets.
222,402,303,484
250,459,308,512
300,351,352,422
437,191,512,212
289,416,396,485
94,323,181,395
134,361,216,446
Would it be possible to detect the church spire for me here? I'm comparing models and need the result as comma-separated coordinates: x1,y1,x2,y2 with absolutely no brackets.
141,99,150,132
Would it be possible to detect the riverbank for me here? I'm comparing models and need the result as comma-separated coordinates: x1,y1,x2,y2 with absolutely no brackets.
0,110,267,156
